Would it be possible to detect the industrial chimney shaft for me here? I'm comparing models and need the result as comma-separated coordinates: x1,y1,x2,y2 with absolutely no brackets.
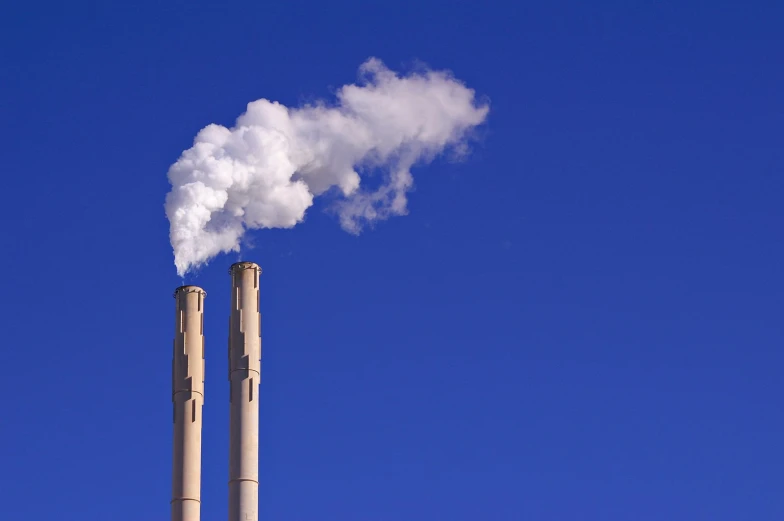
228,262,262,521
172,286,206,521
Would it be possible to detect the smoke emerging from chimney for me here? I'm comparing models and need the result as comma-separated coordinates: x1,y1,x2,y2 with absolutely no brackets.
165,58,489,275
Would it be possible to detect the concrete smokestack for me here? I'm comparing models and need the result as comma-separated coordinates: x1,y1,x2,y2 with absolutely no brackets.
172,286,206,521
228,262,262,521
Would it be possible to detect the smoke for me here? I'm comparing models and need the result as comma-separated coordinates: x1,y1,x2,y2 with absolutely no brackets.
165,58,489,275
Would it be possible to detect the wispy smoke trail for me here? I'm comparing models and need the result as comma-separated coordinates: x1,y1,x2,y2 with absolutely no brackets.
165,58,489,275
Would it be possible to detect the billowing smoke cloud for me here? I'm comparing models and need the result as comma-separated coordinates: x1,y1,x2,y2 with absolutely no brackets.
165,58,489,275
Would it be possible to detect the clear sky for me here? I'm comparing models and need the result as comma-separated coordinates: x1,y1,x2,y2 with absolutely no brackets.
0,1,782,520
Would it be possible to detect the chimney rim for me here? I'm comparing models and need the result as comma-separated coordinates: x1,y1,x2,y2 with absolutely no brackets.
229,261,262,275
173,285,207,298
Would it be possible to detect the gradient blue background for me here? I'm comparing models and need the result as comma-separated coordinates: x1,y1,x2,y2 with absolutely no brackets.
0,1,782,519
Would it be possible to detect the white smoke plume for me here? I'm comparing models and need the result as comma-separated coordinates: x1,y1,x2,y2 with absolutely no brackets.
165,58,489,275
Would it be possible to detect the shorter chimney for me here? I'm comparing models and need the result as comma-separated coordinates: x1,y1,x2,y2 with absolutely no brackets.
172,286,206,521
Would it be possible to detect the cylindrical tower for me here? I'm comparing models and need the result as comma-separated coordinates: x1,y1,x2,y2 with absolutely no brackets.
228,262,262,521
172,286,206,521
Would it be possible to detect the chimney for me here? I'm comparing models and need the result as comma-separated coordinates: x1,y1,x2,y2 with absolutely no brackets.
172,286,206,521
227,262,262,521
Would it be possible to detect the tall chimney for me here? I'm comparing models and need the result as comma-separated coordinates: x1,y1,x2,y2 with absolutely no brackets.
228,262,262,521
172,286,206,521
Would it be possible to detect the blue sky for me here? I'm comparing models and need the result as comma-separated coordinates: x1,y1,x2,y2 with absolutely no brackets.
0,1,782,520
